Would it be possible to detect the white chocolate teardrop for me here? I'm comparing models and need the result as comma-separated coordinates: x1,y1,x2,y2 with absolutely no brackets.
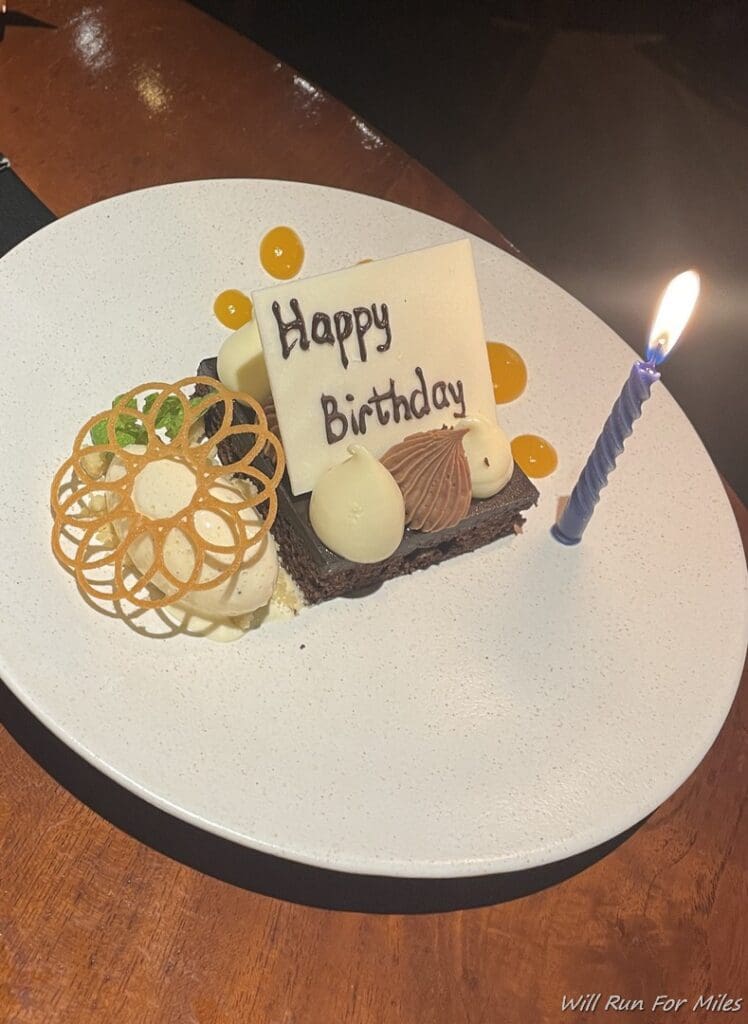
309,445,405,563
460,415,514,497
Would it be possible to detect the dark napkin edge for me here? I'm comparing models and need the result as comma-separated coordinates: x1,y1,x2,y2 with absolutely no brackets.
0,165,56,259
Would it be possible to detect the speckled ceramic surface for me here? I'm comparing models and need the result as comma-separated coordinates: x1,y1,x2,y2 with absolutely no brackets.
1,180,745,877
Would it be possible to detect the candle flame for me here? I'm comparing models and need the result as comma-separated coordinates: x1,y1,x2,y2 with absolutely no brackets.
646,270,700,364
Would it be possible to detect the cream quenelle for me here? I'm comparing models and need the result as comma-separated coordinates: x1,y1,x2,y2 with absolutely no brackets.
459,415,514,497
105,448,278,620
309,445,405,563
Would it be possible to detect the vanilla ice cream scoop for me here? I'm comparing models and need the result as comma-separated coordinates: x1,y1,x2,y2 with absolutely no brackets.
106,448,278,618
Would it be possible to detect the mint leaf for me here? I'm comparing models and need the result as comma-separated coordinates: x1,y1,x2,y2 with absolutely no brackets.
112,394,147,446
90,419,109,446
89,390,209,448
113,393,138,410
150,392,211,439
90,394,147,448
143,393,188,440
158,395,188,439
115,417,148,447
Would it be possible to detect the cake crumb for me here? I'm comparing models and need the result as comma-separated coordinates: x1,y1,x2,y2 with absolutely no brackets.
300,643,306,650
95,522,118,547
79,451,110,480
232,566,307,633
273,566,305,616
483,457,490,466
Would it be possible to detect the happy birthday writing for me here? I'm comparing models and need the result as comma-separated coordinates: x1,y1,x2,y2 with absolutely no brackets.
269,298,466,446
271,298,391,369
322,367,465,444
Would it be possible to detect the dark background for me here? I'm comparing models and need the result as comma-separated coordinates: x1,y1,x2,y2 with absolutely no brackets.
192,0,748,502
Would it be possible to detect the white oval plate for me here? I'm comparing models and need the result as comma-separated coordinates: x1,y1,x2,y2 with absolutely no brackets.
1,180,745,877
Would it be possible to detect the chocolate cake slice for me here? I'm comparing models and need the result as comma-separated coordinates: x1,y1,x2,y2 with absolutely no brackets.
196,358,539,604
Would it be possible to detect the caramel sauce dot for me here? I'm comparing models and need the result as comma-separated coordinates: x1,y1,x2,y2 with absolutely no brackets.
260,226,305,280
511,434,558,478
213,290,253,330
487,341,527,403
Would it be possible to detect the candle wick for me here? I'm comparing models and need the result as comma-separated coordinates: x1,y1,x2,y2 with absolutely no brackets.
644,333,668,368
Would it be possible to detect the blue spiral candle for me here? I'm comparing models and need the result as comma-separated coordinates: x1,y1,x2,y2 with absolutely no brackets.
552,270,700,546
551,361,660,545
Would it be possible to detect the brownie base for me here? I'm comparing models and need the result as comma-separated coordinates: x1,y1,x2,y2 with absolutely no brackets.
196,358,540,604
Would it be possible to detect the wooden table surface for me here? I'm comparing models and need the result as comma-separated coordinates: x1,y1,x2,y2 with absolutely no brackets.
1,3,746,1021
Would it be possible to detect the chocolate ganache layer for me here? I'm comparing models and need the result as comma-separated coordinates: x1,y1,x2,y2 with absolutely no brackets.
196,358,539,604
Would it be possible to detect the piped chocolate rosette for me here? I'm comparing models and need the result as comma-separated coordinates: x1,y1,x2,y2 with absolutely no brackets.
381,426,472,532
51,377,284,614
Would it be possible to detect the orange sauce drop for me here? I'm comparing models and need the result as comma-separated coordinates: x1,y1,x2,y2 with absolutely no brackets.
260,226,305,280
213,290,253,330
487,341,527,403
511,434,558,478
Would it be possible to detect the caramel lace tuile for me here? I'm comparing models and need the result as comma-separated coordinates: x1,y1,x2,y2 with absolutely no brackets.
50,377,284,609
382,427,472,532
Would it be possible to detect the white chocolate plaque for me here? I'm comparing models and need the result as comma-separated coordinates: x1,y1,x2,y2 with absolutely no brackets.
252,240,496,495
